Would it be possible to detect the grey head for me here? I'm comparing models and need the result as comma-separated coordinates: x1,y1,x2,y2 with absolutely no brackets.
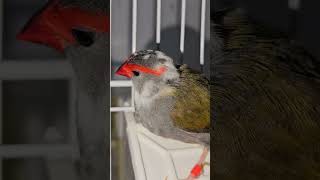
116,50,181,106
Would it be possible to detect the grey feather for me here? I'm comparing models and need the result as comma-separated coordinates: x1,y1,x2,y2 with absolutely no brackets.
126,50,210,147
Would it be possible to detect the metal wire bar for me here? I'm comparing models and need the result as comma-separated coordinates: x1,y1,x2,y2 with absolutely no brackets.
132,0,138,53
111,80,133,87
200,0,206,66
179,0,186,64
156,0,162,49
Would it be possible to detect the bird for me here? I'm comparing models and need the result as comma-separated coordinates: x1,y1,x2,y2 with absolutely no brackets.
16,0,109,179
211,9,320,180
116,50,210,180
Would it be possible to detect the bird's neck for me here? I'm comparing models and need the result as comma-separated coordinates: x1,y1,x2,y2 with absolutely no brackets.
134,85,176,110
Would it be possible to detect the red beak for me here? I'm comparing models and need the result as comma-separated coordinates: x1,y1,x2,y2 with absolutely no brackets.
115,63,134,78
115,63,168,78
17,0,109,52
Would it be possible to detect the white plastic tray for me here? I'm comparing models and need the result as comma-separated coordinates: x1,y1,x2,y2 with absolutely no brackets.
125,112,210,180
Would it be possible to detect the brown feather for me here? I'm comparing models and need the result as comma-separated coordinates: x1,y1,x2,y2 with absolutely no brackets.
170,65,210,133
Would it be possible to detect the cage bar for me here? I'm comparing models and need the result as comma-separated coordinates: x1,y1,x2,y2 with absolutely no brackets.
0,61,73,80
132,0,138,53
111,107,135,113
156,0,161,46
110,80,133,87
110,80,135,113
288,0,300,10
200,0,206,66
180,0,186,54
68,77,80,159
0,145,75,158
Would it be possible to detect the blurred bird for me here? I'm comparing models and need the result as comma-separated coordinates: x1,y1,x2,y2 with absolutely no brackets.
212,9,320,180
116,50,210,180
17,0,109,180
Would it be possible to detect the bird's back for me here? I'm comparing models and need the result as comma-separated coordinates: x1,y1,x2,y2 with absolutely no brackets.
170,65,210,133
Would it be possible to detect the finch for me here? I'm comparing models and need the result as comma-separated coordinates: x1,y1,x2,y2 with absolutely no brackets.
116,50,210,179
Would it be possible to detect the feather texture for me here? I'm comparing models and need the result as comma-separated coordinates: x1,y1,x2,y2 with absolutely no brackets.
212,9,320,179
171,65,210,133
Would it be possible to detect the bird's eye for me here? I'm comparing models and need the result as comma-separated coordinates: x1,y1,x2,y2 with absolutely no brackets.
175,64,181,69
71,28,95,47
132,71,140,76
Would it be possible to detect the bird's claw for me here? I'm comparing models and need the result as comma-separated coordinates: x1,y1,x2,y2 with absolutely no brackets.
184,161,211,180
185,164,204,180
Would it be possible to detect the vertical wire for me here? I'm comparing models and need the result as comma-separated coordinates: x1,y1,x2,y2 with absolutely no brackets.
179,0,186,64
200,0,206,73
156,0,161,50
288,0,300,10
288,0,300,38
131,82,135,111
132,0,138,53
131,0,137,110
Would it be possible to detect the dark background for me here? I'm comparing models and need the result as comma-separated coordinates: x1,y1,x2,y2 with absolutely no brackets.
212,0,320,61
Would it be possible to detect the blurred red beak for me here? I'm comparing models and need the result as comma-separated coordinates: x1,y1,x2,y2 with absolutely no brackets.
115,63,134,78
115,63,168,78
17,0,109,52
16,0,73,52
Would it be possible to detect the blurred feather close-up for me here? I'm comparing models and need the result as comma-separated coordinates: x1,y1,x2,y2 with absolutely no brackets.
211,5,320,180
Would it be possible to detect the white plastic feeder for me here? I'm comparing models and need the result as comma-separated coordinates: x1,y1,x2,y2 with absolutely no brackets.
125,112,210,180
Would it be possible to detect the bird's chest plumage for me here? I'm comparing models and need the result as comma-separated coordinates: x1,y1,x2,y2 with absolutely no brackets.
134,87,176,135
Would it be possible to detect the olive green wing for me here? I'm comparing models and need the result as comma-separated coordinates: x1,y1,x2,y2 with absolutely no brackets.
170,66,210,133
